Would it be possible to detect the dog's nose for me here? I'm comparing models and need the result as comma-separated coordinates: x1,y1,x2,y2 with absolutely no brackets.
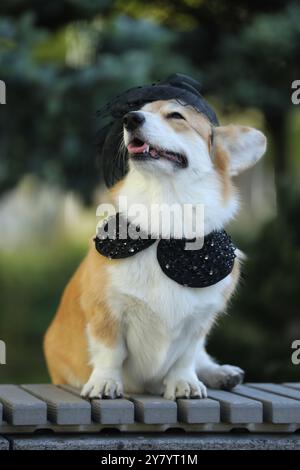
123,112,145,131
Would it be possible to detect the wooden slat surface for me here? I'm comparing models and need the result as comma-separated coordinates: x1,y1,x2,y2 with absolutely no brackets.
248,383,300,401
0,385,47,425
61,385,135,424
283,383,300,391
129,395,177,424
21,384,91,425
0,383,298,430
207,388,263,423
232,384,300,423
177,398,220,423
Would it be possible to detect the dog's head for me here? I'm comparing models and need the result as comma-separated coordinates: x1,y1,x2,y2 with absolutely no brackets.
123,99,266,184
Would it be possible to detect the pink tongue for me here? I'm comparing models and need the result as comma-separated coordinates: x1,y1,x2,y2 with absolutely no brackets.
127,142,148,154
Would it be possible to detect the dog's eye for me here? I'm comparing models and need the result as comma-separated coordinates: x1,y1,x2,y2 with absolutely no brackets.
166,112,185,120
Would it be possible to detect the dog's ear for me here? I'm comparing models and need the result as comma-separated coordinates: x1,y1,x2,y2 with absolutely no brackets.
213,125,267,176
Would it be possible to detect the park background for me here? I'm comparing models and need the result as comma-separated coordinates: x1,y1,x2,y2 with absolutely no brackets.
0,0,299,383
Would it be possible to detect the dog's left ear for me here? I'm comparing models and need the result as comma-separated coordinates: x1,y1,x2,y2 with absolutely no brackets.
213,125,267,176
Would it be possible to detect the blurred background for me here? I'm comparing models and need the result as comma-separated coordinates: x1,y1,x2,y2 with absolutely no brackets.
0,0,300,383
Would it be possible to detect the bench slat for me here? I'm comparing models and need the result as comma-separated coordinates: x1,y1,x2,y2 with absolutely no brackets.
0,382,295,428
21,384,91,425
0,385,47,425
232,384,300,423
129,395,177,424
61,385,134,424
283,383,300,391
177,398,220,423
247,383,300,401
207,389,263,423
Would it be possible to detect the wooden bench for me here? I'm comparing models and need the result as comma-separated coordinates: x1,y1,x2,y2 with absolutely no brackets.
0,383,299,449
0,382,300,431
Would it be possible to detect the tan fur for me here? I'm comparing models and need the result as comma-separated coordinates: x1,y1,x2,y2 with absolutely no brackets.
213,142,233,202
44,260,91,385
108,179,125,203
44,244,119,386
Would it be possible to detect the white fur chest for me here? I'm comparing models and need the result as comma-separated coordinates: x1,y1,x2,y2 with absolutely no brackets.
106,243,232,389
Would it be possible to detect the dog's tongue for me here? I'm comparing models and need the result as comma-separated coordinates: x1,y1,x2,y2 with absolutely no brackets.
127,142,148,154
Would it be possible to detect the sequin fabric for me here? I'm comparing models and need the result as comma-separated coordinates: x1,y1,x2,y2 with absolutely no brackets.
94,214,236,288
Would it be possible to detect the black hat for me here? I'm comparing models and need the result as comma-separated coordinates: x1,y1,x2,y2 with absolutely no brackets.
97,73,218,187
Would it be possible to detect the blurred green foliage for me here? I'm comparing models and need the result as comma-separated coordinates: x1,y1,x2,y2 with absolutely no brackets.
0,241,85,382
0,4,193,200
0,0,300,383
210,184,300,382
1,0,300,200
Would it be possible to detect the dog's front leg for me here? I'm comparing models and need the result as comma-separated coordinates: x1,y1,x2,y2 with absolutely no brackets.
81,323,126,399
163,338,207,400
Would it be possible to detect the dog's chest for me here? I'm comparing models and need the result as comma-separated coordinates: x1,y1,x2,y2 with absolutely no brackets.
107,244,231,377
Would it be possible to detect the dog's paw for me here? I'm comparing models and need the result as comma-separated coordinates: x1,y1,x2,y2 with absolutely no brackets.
163,375,207,400
81,370,123,399
200,364,244,390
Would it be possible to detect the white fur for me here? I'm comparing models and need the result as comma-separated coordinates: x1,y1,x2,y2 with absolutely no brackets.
122,103,239,238
106,242,232,395
82,102,266,399
214,125,267,176
81,324,126,398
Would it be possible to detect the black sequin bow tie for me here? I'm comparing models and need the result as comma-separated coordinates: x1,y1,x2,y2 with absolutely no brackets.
94,213,236,288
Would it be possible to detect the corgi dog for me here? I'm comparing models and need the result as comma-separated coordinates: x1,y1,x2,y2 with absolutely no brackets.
44,94,266,400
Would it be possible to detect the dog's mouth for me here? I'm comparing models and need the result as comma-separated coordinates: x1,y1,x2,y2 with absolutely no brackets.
127,138,188,168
